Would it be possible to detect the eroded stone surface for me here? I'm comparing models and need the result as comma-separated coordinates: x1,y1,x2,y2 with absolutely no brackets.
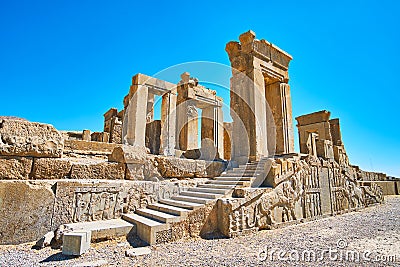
32,158,72,179
0,181,56,244
0,156,33,179
71,161,126,180
0,119,64,158
108,145,147,164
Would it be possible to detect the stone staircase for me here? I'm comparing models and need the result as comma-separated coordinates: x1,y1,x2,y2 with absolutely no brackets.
121,158,269,245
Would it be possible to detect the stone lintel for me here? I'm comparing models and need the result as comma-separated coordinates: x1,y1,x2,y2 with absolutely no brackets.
296,110,331,126
103,108,118,120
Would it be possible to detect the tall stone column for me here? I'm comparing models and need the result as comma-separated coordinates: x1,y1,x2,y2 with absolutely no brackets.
226,32,268,164
122,84,148,147
160,91,177,156
226,30,293,162
265,82,295,154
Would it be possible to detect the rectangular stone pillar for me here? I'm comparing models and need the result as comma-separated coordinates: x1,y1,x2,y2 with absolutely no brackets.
146,93,155,123
201,106,224,159
160,91,177,156
176,100,198,151
229,67,268,164
122,85,148,147
265,82,295,155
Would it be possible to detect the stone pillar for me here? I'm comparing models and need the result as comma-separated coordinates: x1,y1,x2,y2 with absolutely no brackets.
230,70,268,163
146,93,155,123
265,82,295,154
201,106,224,158
329,118,342,146
226,30,293,163
160,91,177,156
201,107,214,141
122,84,148,147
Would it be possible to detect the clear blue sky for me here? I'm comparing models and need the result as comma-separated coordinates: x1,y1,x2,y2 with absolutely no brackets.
0,0,399,177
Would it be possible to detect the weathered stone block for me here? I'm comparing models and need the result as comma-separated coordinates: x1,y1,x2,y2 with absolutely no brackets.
62,230,91,256
64,140,118,155
0,156,33,179
32,158,72,179
155,157,197,178
71,161,125,179
0,181,56,244
108,145,147,164
0,119,64,158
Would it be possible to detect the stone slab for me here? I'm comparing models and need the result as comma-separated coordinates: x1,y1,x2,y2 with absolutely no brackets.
0,156,33,179
0,119,64,158
0,180,56,244
64,219,135,242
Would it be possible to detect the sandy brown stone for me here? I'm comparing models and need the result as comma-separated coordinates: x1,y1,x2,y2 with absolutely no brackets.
64,140,119,155
108,145,147,164
32,158,72,179
0,156,33,179
70,161,125,179
0,119,64,158
0,181,56,244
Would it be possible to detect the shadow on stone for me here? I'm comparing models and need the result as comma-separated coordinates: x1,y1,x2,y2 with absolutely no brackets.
40,252,77,263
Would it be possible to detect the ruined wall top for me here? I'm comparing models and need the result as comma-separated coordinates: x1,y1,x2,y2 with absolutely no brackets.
225,30,293,72
295,110,331,126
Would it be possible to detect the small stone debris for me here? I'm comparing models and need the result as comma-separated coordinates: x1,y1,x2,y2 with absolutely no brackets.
125,247,152,257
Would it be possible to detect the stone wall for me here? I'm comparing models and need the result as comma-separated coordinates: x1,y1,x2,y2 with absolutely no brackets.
0,179,208,245
216,155,384,237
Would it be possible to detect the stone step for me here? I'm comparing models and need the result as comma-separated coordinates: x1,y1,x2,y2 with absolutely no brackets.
233,165,264,171
180,190,223,199
136,208,181,223
172,195,213,204
189,187,228,195
159,198,203,209
197,184,236,190
214,176,252,181
147,203,191,216
206,180,247,186
221,172,258,177
64,219,134,242
122,213,168,245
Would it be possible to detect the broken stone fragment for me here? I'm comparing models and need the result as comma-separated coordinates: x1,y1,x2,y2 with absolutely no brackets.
0,119,64,158
125,247,151,257
34,230,54,249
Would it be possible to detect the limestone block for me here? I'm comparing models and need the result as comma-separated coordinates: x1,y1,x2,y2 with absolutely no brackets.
111,124,122,144
126,158,162,181
62,230,91,256
195,161,227,178
296,110,331,126
32,158,72,179
71,161,125,179
0,156,33,179
154,157,197,178
64,140,118,155
108,145,147,164
0,181,56,244
0,119,64,158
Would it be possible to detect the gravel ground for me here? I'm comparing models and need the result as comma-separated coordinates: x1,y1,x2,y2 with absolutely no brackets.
1,196,399,267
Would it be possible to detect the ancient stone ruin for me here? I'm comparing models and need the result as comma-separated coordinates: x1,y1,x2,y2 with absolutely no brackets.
0,30,398,253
